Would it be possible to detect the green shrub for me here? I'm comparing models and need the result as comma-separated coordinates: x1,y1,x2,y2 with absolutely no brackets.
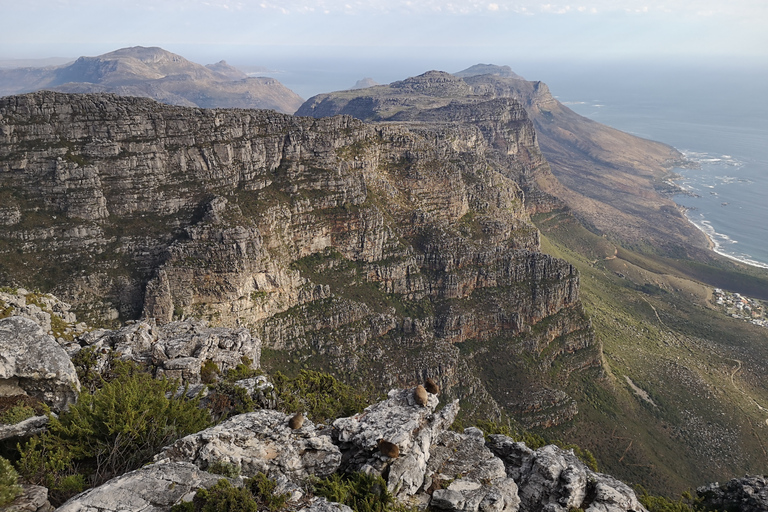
171,474,290,512
70,346,123,393
314,472,412,512
0,404,36,425
636,486,700,512
0,456,22,507
206,382,256,422
200,360,220,384
248,472,290,512
272,370,374,424
17,364,211,505
0,395,48,425
225,356,260,382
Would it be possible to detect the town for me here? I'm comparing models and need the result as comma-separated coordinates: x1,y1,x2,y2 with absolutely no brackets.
713,288,768,328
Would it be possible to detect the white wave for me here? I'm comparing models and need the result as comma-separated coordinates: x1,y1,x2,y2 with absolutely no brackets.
685,216,768,269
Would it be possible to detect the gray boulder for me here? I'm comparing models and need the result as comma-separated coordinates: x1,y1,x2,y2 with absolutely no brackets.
157,409,341,485
697,475,768,512
4,485,53,512
56,461,224,512
333,387,459,497
79,319,260,384
0,414,49,441
0,316,80,412
427,428,520,512
487,436,647,512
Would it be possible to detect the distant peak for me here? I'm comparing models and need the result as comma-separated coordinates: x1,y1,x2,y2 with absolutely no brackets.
454,64,523,80
351,77,379,90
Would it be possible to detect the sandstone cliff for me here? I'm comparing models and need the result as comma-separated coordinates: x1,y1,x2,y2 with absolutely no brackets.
0,91,599,427
296,68,708,256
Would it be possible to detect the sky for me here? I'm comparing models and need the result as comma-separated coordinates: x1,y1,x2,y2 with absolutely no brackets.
1,0,766,68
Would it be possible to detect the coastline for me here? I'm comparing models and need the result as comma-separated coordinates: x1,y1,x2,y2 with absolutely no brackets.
682,210,768,270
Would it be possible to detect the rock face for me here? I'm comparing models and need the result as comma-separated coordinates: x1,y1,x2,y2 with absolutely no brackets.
80,320,260,384
157,409,341,485
0,316,80,412
58,393,647,512
697,475,768,512
297,68,707,255
487,435,647,512
0,90,599,427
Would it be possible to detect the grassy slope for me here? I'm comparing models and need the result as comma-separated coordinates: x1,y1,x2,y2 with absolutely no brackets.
534,210,768,496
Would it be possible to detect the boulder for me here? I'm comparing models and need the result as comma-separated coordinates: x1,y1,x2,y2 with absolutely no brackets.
427,428,520,512
56,461,224,512
0,316,80,412
79,320,261,384
0,414,49,441
487,436,647,512
4,485,53,512
697,475,768,512
332,387,459,497
157,409,341,485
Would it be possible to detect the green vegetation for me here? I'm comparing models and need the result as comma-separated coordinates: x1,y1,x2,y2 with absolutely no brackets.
0,456,21,507
314,472,414,512
636,487,700,512
16,364,210,505
0,395,48,425
271,369,376,424
171,474,290,512
533,209,768,496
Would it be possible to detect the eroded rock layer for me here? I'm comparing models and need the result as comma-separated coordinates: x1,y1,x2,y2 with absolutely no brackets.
0,91,599,425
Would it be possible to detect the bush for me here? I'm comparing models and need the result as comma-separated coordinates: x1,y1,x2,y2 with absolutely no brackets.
0,456,22,507
200,360,220,384
314,472,412,512
17,364,211,505
172,473,290,512
636,486,700,512
225,356,260,382
272,370,375,424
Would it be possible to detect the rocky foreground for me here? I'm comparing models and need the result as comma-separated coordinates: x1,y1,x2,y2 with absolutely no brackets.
0,308,644,512
2,308,763,512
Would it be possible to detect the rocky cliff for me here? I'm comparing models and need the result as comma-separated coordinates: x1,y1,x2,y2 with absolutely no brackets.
296,68,708,256
0,91,599,427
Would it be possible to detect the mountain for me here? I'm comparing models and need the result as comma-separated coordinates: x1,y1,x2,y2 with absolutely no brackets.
0,90,597,431
296,68,708,258
0,46,303,114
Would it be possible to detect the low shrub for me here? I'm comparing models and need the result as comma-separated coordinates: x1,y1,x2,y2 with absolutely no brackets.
16,363,211,505
271,370,375,424
314,472,413,512
0,456,22,507
172,473,290,512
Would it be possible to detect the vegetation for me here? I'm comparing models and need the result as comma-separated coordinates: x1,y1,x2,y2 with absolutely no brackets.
0,395,48,425
0,456,22,507
314,472,414,512
171,473,290,512
16,363,210,505
271,369,377,424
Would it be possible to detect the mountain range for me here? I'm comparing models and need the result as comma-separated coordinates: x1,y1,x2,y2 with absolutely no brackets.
0,46,303,114
2,47,768,501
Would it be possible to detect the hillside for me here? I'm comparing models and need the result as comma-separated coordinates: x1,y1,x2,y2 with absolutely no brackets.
0,46,303,114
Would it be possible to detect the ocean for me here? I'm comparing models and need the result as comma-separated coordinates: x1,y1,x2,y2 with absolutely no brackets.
246,56,768,269
534,60,768,269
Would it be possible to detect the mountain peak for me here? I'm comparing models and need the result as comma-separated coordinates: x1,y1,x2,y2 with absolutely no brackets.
454,64,523,80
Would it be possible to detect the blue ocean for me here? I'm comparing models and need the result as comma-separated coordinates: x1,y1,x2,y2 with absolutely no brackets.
537,61,768,269
245,56,768,268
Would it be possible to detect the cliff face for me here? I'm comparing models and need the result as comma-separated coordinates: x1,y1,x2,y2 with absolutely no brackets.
297,69,709,256
0,91,599,426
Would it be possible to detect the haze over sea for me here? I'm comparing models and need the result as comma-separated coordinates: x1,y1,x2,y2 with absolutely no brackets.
242,56,768,269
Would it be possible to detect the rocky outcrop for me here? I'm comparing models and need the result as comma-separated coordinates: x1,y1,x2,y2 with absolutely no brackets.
0,316,80,412
0,91,598,428
157,409,341,485
697,475,768,512
79,319,260,384
56,461,225,512
487,436,647,512
58,392,647,512
5,485,53,512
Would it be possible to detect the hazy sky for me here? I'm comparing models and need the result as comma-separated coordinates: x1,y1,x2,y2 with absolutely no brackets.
2,0,766,66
